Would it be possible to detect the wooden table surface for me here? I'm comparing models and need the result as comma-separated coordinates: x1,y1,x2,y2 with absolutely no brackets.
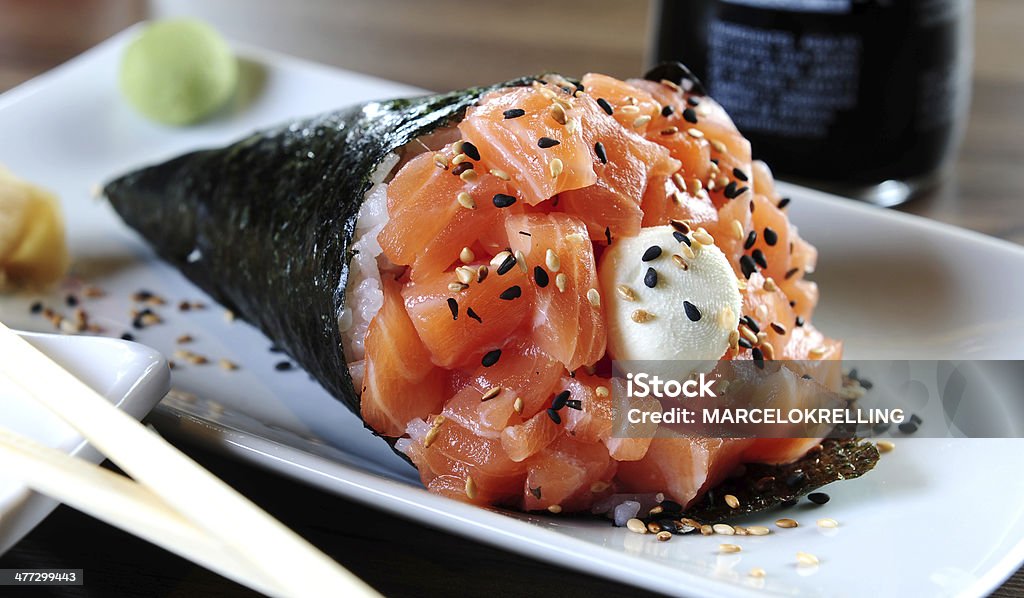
1,1,1022,596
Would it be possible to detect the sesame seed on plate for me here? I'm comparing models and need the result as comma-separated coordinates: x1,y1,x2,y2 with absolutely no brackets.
719,544,741,553
775,518,798,528
796,552,819,567
713,523,735,535
746,526,770,536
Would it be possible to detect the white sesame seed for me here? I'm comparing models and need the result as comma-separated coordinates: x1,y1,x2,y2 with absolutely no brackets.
550,103,568,125
595,386,610,397
712,523,735,535
749,567,766,578
796,552,819,566
876,440,895,453
626,518,648,534
631,309,655,323
587,288,601,308
218,358,238,371
693,227,714,246
590,481,610,493
672,254,689,270
451,152,471,165
710,139,727,153
746,525,771,536
549,157,564,179
515,250,528,273
547,504,562,514
619,104,640,114
656,531,672,542
555,273,568,292
616,284,637,301
455,266,475,285
545,249,561,272
465,476,478,499
490,251,512,268
761,341,776,360
459,169,477,182
490,168,511,181
679,243,695,260
763,277,777,292
459,247,475,264
817,518,839,529
700,524,713,536
457,191,476,209
775,518,799,529
433,153,449,169
731,220,744,240
448,282,468,292
633,115,652,128
513,397,524,414
687,127,704,139
725,494,740,509
719,543,742,553
809,346,827,358
481,386,502,401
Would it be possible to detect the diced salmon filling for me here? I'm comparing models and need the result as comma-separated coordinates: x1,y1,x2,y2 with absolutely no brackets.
366,75,841,512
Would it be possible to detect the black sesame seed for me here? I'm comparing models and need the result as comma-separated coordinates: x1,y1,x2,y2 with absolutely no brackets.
461,141,480,161
499,285,522,300
565,399,582,410
467,307,482,323
785,471,807,488
594,141,608,164
447,298,459,320
781,498,799,507
552,390,571,410
546,408,562,424
503,108,525,119
518,230,532,237
29,301,43,314
682,108,698,123
134,290,153,301
274,361,293,371
763,227,778,246
735,186,749,197
771,322,787,335
860,378,874,390
482,349,501,367
784,267,799,280
743,230,757,250
497,253,517,275
801,374,813,380
752,347,765,368
795,316,805,327
732,168,748,182
538,137,560,149
659,499,683,513
742,316,760,333
910,413,923,424
269,344,284,353
596,97,614,116
604,226,613,245
687,96,700,107
66,294,79,307
737,337,753,349
492,193,517,208
672,231,687,244
644,267,658,288
451,162,473,176
660,104,674,117
724,181,738,199
899,422,919,434
739,255,757,279
120,332,135,341
777,197,791,209
807,492,830,505
534,266,549,288
641,245,663,262
683,300,701,322
751,249,768,269
710,158,719,165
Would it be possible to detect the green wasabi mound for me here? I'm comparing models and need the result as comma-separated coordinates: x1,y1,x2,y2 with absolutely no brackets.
119,19,238,126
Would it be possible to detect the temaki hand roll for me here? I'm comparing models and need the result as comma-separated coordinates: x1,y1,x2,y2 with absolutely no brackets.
105,64,877,519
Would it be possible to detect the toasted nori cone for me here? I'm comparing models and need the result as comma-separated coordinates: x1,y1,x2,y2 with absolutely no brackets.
104,79,530,416
104,69,879,517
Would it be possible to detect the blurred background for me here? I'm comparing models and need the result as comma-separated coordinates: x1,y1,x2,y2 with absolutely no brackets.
1,0,1022,243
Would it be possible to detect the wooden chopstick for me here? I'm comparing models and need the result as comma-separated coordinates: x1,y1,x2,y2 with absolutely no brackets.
0,323,378,598
0,424,283,597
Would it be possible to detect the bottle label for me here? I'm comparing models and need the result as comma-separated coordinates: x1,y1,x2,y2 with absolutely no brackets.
707,20,861,139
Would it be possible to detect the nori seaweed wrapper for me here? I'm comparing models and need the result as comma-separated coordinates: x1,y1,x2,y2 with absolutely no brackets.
104,79,531,416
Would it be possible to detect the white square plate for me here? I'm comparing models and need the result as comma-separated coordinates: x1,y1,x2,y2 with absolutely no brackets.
0,332,169,554
1,27,1023,597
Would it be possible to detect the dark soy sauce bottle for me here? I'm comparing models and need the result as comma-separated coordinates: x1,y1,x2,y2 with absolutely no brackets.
651,0,973,206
